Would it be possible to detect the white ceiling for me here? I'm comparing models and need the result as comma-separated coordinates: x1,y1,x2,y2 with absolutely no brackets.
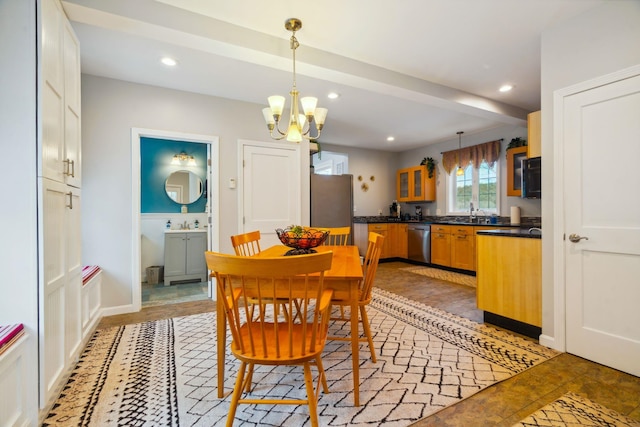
61,0,606,152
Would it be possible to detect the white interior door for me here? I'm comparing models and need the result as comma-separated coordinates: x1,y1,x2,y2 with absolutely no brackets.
562,70,640,376
241,141,300,248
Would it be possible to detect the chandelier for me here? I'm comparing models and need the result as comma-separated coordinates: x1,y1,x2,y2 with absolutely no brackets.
261,18,328,142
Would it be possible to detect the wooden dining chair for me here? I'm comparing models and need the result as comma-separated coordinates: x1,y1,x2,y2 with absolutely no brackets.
328,231,384,362
205,251,334,427
316,226,351,246
230,230,262,256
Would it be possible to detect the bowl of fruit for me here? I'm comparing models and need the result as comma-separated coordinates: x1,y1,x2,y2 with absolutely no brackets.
275,225,330,255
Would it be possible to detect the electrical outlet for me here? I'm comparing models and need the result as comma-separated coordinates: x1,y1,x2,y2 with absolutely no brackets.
353,205,357,212
378,209,382,215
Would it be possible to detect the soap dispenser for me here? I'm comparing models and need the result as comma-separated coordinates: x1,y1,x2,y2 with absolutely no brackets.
166,220,171,229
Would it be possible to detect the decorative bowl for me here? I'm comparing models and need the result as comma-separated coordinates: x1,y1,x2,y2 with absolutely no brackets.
275,227,330,256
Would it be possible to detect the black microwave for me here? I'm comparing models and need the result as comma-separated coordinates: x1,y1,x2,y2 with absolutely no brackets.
521,157,541,199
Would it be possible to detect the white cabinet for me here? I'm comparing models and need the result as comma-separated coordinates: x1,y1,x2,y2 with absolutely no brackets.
41,0,81,188
38,0,83,410
164,231,208,285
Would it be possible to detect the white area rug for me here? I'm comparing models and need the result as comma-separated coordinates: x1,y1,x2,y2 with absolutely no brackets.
45,289,557,426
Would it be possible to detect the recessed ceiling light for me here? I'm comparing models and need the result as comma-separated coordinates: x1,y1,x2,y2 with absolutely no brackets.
161,57,177,67
387,136,395,142
499,84,513,92
327,92,340,99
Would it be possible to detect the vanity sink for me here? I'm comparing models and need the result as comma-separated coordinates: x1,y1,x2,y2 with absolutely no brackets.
165,229,206,233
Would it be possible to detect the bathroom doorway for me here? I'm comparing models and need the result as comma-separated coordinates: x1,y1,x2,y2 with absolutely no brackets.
131,128,220,309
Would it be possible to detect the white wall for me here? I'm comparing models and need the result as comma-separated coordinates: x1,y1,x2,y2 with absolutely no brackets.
81,75,280,308
540,2,640,341
397,125,542,218
318,143,398,216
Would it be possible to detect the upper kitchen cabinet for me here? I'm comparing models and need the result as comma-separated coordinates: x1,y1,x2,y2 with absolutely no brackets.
506,146,527,197
527,110,541,158
396,165,435,202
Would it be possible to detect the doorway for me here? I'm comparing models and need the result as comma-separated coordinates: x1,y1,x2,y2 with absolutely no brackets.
131,128,220,310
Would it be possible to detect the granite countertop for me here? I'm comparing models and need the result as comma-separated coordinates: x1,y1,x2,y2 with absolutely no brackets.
476,228,542,239
353,216,540,228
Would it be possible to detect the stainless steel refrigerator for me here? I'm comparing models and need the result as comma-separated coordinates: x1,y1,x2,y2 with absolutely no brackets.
310,174,354,244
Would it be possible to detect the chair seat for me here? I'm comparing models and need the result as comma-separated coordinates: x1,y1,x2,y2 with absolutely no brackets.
232,323,329,364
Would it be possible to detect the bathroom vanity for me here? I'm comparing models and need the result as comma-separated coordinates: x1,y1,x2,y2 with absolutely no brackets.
163,230,208,285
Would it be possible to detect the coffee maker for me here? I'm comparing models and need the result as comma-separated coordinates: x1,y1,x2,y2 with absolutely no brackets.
415,206,422,220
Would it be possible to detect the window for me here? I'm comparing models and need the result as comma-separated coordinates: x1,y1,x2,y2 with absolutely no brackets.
447,160,499,215
311,151,348,175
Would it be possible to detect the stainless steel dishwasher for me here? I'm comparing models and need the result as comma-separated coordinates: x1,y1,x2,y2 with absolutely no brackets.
408,225,431,263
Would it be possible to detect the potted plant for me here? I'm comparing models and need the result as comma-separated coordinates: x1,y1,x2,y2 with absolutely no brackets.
506,137,527,151
420,157,436,178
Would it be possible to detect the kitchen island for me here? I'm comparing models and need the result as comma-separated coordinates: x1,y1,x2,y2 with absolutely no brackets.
476,228,542,338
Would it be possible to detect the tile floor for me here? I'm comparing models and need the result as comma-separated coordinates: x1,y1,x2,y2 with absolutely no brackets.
100,261,640,426
141,279,209,307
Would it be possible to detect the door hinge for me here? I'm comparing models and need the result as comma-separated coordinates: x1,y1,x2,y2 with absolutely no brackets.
243,217,245,225
563,233,566,241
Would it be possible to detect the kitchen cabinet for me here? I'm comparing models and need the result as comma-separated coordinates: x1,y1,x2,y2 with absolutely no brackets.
476,235,541,327
430,225,451,267
527,110,541,158
389,223,408,259
431,225,506,272
450,226,475,270
396,165,435,202
354,223,407,259
506,146,527,197
164,231,208,285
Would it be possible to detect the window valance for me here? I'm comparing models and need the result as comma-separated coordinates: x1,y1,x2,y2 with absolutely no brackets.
441,139,502,174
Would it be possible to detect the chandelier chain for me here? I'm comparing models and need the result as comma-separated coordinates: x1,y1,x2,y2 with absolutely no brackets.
290,33,298,88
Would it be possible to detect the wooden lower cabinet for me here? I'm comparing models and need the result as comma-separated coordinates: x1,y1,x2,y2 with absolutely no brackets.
450,226,475,270
431,225,509,272
389,223,408,258
354,223,407,259
430,226,451,266
476,235,541,327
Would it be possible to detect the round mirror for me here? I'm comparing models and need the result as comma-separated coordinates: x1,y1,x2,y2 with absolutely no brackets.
165,170,203,204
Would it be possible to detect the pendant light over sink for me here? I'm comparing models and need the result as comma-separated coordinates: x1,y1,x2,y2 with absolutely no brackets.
261,18,328,143
456,131,465,176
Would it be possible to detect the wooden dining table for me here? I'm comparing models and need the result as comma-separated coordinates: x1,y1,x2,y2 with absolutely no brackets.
215,244,365,406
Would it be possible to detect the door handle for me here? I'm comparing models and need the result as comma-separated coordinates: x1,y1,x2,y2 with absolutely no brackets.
568,233,589,243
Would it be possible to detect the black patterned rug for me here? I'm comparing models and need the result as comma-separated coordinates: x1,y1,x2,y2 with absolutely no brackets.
44,288,558,426
514,392,640,427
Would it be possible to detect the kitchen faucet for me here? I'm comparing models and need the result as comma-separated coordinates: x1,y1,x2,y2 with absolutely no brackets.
469,202,474,222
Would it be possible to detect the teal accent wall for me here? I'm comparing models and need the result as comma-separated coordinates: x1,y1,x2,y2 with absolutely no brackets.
140,137,207,213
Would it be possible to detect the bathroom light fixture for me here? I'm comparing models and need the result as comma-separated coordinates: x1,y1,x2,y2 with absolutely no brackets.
456,131,465,176
171,151,196,166
261,18,328,143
